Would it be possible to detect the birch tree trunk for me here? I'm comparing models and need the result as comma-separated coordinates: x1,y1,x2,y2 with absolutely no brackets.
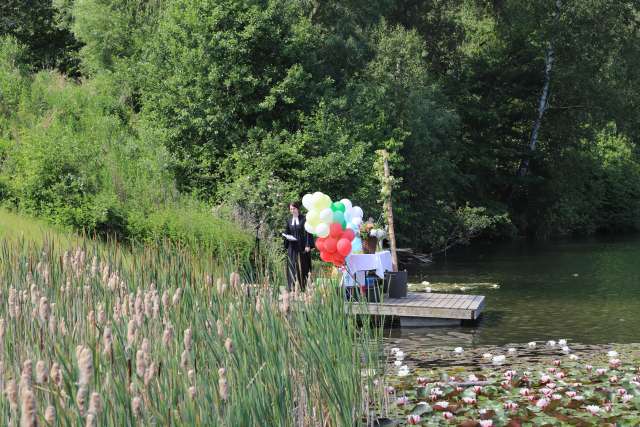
517,44,554,177
381,150,398,272
517,0,561,177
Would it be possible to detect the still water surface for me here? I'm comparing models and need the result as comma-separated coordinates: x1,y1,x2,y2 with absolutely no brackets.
389,235,640,349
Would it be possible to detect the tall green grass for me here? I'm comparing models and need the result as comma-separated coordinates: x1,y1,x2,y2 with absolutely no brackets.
0,236,385,425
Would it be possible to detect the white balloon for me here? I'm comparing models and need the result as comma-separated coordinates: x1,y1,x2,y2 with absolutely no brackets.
351,206,363,219
351,217,362,226
302,193,313,209
319,194,332,210
316,223,329,238
344,208,352,222
304,221,315,234
311,192,324,209
340,198,353,211
319,208,333,223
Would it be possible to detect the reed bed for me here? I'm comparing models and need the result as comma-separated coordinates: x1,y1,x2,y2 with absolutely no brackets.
0,237,386,426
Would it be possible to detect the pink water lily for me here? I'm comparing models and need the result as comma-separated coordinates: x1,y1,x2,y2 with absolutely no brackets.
609,375,619,383
473,386,483,394
617,388,627,396
622,394,634,403
552,393,562,400
596,368,607,376
479,421,493,427
442,411,454,420
609,358,621,369
536,398,550,409
462,396,476,405
519,387,532,396
565,391,577,398
407,414,421,425
553,359,561,367
555,371,566,379
503,401,518,411
416,376,429,386
396,396,409,406
586,405,600,415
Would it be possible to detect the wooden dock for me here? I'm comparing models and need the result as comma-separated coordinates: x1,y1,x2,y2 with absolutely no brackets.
348,292,485,326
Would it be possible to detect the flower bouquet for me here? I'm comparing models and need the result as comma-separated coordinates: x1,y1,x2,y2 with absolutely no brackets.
359,221,386,254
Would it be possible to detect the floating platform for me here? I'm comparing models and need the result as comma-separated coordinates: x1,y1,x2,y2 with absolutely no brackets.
348,292,485,326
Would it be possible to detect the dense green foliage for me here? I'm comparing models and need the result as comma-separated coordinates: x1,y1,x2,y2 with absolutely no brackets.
2,0,640,251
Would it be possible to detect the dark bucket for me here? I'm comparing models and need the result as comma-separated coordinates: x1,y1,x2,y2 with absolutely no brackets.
386,270,408,298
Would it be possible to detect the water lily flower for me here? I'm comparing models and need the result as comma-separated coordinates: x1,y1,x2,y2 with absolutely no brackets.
555,372,566,379
504,370,517,379
397,366,410,377
585,364,593,371
492,355,506,365
604,403,612,412
478,409,487,415
482,353,492,360
565,391,577,398
500,380,512,389
527,395,537,402
573,395,585,401
553,359,561,367
394,360,402,367
504,401,518,411
396,396,409,406
552,393,562,400
479,421,493,427
609,375,619,383
416,376,429,386
536,398,550,409
468,374,479,382
528,341,536,348
385,386,395,394
429,387,443,397
442,411,454,420
547,367,557,373
390,347,400,355
596,368,607,376
508,347,517,354
546,382,557,389
519,388,532,396
407,414,421,425
473,386,483,394
607,350,619,358
540,374,551,384
395,351,405,361
540,387,553,397
609,358,621,369
561,346,571,354
617,388,627,396
622,394,633,403
558,339,567,346
546,340,556,347
454,347,464,354
569,354,579,361
462,396,476,405
586,405,600,415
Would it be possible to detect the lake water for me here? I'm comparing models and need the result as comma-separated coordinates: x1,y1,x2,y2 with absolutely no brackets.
388,235,640,349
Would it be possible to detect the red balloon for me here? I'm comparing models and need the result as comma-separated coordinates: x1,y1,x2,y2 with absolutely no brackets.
329,223,343,238
324,237,337,253
315,237,325,252
320,251,332,262
342,228,355,241
333,255,345,267
336,238,352,256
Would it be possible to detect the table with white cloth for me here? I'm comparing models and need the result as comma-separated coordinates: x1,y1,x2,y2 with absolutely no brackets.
341,251,393,287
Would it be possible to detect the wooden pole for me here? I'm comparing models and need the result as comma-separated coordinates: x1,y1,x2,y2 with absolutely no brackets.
381,150,398,272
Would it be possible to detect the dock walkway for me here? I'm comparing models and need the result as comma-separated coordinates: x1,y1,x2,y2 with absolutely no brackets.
348,292,485,326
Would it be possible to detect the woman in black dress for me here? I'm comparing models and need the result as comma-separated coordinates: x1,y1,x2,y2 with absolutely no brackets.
284,201,313,291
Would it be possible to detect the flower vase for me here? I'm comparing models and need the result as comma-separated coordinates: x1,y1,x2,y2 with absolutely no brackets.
362,236,378,254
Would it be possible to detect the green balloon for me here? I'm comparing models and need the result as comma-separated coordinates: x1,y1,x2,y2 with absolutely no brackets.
340,219,347,229
332,210,345,224
331,201,345,212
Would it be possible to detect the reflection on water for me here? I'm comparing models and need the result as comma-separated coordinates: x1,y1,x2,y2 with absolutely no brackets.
396,235,640,348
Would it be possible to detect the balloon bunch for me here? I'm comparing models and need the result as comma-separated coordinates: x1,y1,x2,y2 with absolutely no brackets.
302,192,365,267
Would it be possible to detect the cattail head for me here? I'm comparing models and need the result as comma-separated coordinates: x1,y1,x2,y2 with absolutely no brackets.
162,324,174,347
97,304,106,325
77,347,93,386
216,319,224,338
45,405,56,424
188,385,196,399
50,363,62,387
131,396,142,418
0,317,5,340
36,360,48,384
183,328,192,351
8,288,18,318
48,315,57,335
144,362,157,387
86,412,96,427
225,338,233,354
20,359,33,395
127,319,137,347
5,379,18,411
76,385,88,417
20,388,37,427
218,368,228,401
172,288,182,306
230,272,241,288
188,369,195,383
162,290,169,312
136,350,146,378
39,296,51,323
280,290,290,314
88,392,102,415
152,293,160,318
102,327,113,357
